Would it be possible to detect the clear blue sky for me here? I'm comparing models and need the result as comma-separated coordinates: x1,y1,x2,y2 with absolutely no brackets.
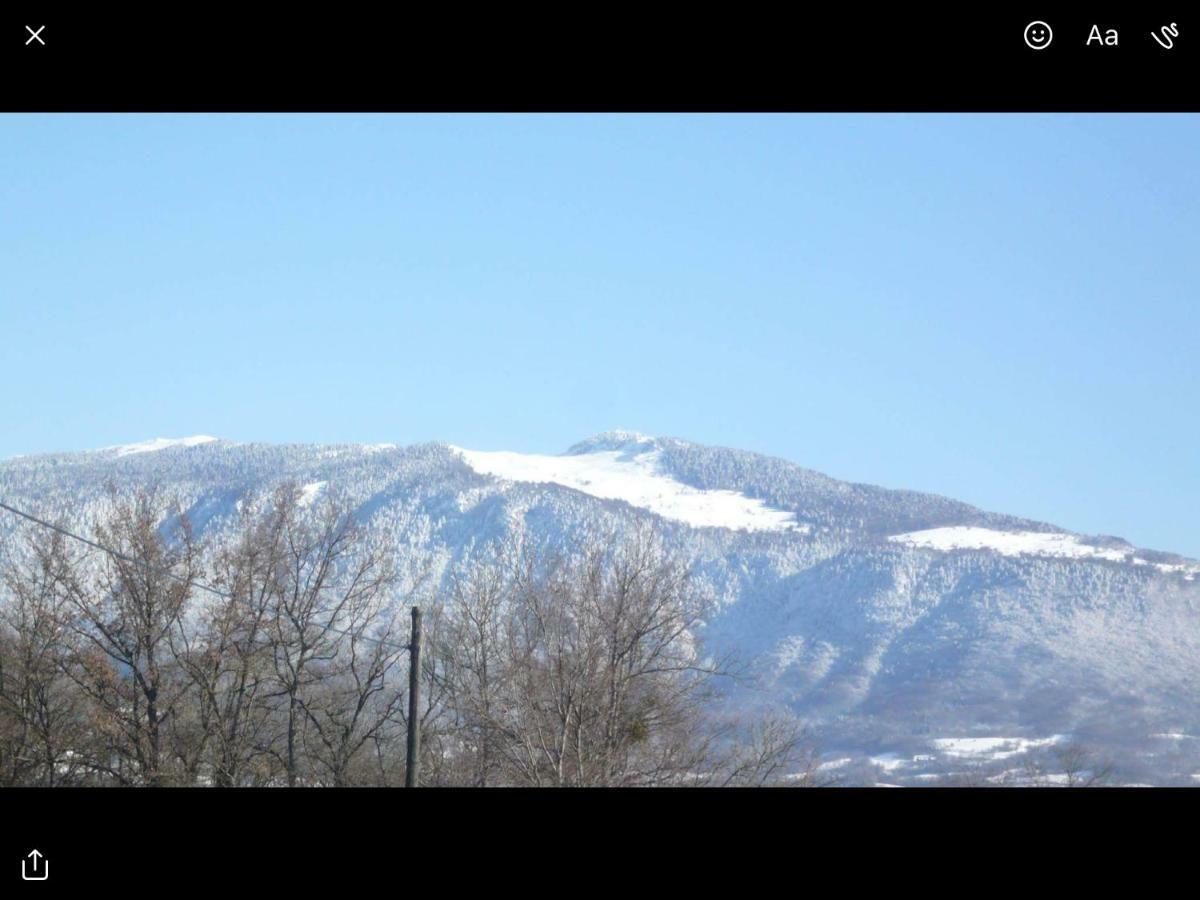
2,115,1197,556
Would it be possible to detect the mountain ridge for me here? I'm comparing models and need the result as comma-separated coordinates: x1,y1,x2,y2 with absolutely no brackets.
8,428,1194,563
3,432,1198,783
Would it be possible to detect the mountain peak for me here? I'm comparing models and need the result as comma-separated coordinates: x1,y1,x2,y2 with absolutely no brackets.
565,430,661,456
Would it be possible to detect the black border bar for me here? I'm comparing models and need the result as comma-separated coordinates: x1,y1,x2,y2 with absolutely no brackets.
2,785,1196,890
2,11,1196,111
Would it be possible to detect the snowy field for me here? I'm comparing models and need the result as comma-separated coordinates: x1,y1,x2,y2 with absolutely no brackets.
890,526,1198,579
453,445,805,533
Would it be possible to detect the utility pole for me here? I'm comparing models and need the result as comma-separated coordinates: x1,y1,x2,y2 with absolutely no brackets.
405,605,422,787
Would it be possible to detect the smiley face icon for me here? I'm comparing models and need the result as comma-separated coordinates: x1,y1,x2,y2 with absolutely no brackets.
1024,21,1053,50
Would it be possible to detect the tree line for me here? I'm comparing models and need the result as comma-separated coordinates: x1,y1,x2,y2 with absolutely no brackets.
0,484,816,787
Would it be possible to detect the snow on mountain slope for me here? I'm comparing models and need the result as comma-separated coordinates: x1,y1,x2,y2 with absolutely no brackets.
452,444,805,533
2,431,1199,782
104,435,220,457
931,735,1065,759
889,526,1199,579
297,481,328,507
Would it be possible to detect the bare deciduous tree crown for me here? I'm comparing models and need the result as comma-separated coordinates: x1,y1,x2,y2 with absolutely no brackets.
0,489,814,787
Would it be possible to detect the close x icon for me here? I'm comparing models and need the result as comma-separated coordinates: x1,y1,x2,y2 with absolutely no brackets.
25,24,46,45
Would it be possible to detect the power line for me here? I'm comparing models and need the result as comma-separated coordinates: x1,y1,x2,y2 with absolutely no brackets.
0,498,411,655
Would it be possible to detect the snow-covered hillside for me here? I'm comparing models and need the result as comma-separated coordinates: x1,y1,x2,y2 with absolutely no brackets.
100,435,220,457
2,431,1198,783
890,526,1199,580
452,440,804,533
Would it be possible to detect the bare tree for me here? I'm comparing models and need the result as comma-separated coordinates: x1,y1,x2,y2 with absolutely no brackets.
1022,741,1115,787
298,602,409,786
169,495,292,785
713,716,827,787
1053,742,1114,787
434,556,514,785
260,484,397,786
56,488,200,785
435,529,736,786
0,529,94,785
1,492,843,789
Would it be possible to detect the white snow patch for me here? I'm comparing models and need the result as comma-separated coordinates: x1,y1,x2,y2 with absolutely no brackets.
362,443,397,453
106,436,218,457
451,446,805,534
932,735,1065,760
889,527,1197,579
869,753,908,773
1145,560,1200,579
1032,773,1073,786
297,481,328,508
818,757,854,771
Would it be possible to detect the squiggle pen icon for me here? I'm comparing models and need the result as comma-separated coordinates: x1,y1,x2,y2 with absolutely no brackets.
1151,23,1179,49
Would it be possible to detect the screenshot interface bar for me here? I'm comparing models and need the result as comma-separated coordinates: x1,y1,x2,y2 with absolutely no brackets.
1,3,1195,894
2,15,1195,109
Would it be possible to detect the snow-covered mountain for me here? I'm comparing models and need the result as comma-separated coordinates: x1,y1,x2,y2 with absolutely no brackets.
3,431,1198,784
